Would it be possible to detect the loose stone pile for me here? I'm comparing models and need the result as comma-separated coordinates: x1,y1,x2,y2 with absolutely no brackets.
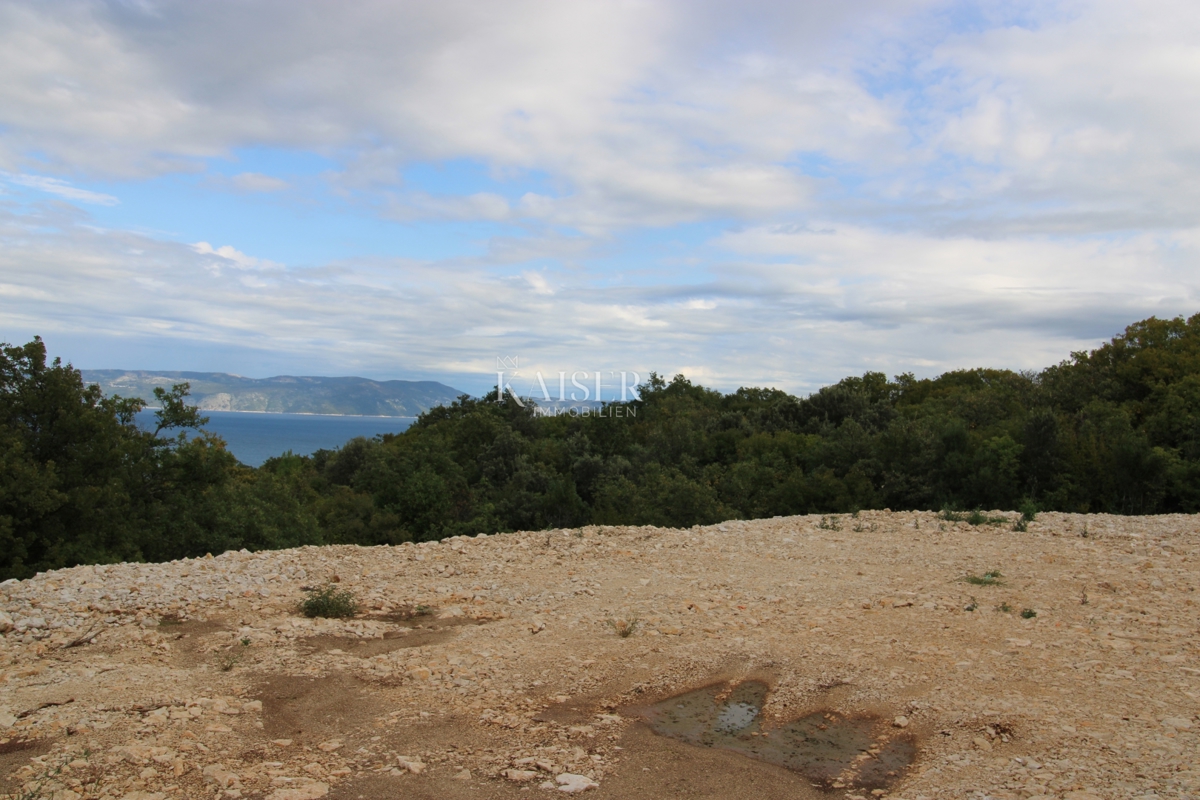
0,510,1197,799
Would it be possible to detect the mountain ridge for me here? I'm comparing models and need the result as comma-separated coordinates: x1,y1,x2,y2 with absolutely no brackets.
82,369,467,417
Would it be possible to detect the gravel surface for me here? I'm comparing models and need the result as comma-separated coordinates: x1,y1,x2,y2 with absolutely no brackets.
1,510,1197,800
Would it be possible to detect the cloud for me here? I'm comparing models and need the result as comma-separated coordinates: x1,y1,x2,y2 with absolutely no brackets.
0,1,912,228
191,241,280,270
228,172,289,192
523,271,554,295
6,0,1196,236
2,204,1195,396
4,173,119,205
1,1,1198,394
385,191,512,222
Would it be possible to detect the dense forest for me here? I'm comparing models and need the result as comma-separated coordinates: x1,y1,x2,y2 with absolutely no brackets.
4,313,1200,579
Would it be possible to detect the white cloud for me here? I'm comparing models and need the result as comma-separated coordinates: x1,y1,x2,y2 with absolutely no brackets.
1,0,1197,238
4,173,119,205
2,205,1195,396
911,0,1200,231
229,172,289,192
1,1,1198,393
191,241,280,271
0,1,913,228
523,272,554,296
385,191,512,222
7,0,1195,236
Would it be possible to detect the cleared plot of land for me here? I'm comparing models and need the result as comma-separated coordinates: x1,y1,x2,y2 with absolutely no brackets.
0,511,1197,799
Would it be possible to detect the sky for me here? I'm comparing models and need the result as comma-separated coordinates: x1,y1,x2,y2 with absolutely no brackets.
1,0,1198,397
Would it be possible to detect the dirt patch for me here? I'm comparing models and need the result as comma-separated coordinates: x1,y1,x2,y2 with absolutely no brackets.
0,738,55,794
533,697,604,725
603,724,825,799
325,712,544,798
163,616,230,668
2,511,1197,799
303,628,452,656
369,605,439,624
254,673,383,742
302,614,489,656
327,771,529,799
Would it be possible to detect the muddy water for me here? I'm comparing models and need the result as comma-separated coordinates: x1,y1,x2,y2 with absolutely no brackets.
642,681,915,791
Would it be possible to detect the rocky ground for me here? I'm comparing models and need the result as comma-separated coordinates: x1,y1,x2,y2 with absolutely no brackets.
1,510,1197,800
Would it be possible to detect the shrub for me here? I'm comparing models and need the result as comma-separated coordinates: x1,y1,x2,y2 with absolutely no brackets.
300,584,359,618
607,616,640,638
943,508,1008,526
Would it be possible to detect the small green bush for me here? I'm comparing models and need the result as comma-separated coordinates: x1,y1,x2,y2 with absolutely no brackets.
218,638,251,671
300,584,359,618
1018,499,1038,522
943,508,1008,526
607,616,640,638
1020,608,1037,619
965,570,1004,586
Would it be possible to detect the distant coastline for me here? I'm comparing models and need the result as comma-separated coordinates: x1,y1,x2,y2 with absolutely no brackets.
142,407,420,420
84,369,464,418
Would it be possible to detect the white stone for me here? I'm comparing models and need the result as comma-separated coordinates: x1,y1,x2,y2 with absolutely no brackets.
399,757,425,774
556,773,599,792
201,764,242,789
504,769,539,782
266,783,328,800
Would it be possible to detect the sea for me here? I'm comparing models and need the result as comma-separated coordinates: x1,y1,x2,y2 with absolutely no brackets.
134,410,415,467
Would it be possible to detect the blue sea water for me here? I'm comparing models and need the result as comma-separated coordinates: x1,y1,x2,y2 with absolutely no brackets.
135,410,414,467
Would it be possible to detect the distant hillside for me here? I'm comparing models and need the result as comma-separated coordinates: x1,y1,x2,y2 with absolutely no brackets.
81,370,467,417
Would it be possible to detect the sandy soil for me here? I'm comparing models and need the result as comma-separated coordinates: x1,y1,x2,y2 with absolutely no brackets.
1,510,1197,800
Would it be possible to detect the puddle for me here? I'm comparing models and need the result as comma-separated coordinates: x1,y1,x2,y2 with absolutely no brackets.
640,681,915,791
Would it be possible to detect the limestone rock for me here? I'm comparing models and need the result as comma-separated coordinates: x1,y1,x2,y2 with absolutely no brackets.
504,768,539,782
201,764,242,789
556,773,599,792
396,756,426,774
266,783,329,800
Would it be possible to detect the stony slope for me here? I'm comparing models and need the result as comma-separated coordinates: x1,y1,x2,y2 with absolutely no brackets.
1,511,1197,800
